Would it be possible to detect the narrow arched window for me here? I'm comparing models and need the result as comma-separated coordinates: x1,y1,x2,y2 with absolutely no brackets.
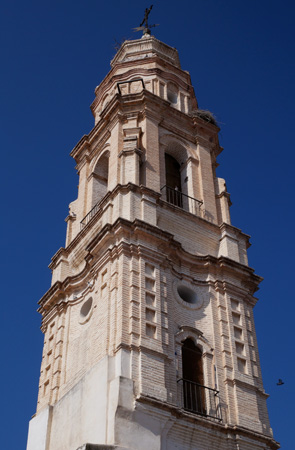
91,153,109,207
167,82,178,106
165,153,182,207
181,339,206,415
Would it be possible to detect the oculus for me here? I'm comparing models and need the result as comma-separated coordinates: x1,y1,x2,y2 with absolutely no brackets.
174,281,204,310
177,285,198,304
79,297,93,324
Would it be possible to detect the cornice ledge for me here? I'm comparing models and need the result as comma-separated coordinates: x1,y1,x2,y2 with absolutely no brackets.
70,109,115,164
192,115,220,132
110,36,181,69
225,424,280,449
103,217,261,289
160,119,196,144
118,147,142,158
38,281,63,310
216,256,262,284
137,394,226,430
60,184,160,257
195,135,217,149
70,135,90,161
212,279,255,299
216,190,232,205
225,376,268,396
85,216,175,256
219,222,251,244
38,260,91,314
49,247,67,270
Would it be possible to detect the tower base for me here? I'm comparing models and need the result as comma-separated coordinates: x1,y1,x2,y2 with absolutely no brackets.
27,355,278,450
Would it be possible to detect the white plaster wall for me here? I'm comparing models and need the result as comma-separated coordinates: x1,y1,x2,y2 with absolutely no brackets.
115,407,163,450
48,358,109,450
27,406,51,450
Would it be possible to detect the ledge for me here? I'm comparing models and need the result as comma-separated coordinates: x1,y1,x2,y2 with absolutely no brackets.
76,445,118,450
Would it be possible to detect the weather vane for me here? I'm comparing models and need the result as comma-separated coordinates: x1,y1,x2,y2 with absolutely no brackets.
133,5,159,36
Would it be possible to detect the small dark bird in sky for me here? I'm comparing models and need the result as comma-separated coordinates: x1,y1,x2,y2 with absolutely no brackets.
276,379,284,386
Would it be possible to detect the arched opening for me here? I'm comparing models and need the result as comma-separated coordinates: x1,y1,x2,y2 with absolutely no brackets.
101,93,109,111
182,338,206,415
165,153,182,207
167,82,178,106
91,153,109,207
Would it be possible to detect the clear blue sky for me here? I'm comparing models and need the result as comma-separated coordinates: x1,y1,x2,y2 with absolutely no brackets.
0,1,294,448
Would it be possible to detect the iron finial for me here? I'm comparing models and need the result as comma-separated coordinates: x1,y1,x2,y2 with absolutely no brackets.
133,5,159,36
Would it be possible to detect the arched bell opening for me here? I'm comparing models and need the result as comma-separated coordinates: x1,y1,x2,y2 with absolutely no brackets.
181,338,206,415
161,138,202,216
165,153,183,207
91,152,109,207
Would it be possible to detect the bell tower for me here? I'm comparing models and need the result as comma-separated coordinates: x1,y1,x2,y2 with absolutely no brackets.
27,34,279,450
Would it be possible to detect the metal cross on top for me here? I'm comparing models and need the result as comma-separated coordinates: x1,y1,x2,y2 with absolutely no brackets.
133,5,159,36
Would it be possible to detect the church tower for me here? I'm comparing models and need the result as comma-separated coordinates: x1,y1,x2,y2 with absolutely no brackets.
27,33,279,450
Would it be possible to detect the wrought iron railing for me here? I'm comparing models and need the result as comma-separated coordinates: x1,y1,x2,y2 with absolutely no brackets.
81,185,203,229
117,78,145,95
177,379,221,421
161,186,203,215
80,202,101,229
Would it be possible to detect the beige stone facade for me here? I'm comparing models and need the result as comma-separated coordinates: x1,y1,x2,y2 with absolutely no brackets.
27,35,279,450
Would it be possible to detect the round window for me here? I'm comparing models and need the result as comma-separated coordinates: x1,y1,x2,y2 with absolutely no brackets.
173,281,204,310
177,285,198,304
79,297,93,323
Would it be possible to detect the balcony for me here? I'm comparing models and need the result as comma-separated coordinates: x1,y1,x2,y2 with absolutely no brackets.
80,202,101,229
160,186,203,216
177,379,221,421
80,185,203,230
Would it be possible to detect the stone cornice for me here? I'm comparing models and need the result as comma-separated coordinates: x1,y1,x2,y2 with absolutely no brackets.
216,190,232,206
72,90,218,167
225,376,268,398
118,148,142,158
219,222,251,244
42,209,262,318
140,90,202,142
158,196,251,249
158,114,197,145
48,184,259,282
42,161,262,317
91,64,192,113
136,395,279,448
115,342,172,362
49,183,161,269
111,36,181,69
211,279,259,303
70,94,122,162
192,113,220,131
